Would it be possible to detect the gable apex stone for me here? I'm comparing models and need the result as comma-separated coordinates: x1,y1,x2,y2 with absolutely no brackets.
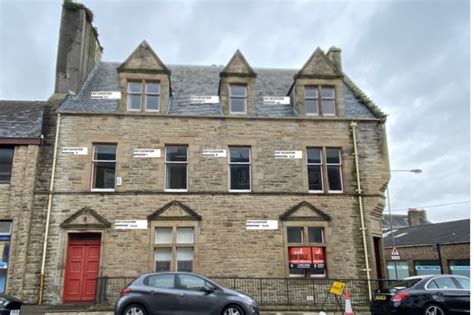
60,207,111,229
295,47,343,79
280,201,331,221
220,49,256,78
148,200,202,221
118,40,170,74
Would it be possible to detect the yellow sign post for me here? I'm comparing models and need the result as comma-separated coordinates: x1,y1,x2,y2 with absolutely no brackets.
329,280,346,296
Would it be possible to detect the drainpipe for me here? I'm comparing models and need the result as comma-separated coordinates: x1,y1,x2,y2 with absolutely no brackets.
38,112,61,304
350,121,372,299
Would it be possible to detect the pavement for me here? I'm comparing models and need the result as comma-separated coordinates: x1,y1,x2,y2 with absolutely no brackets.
19,305,371,315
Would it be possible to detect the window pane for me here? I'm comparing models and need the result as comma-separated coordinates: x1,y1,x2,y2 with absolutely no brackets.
230,85,247,96
321,87,334,98
147,274,175,289
327,165,342,191
155,227,172,244
305,100,317,115
322,100,335,115
128,94,141,110
146,83,160,94
433,277,457,289
0,147,13,182
146,95,159,111
450,260,470,277
230,98,246,113
128,82,141,93
166,164,187,189
326,149,341,164
455,277,470,290
93,162,116,189
166,146,187,162
155,248,172,272
387,261,409,280
177,248,193,272
289,268,305,276
308,228,323,243
287,228,303,243
308,165,323,191
307,148,321,164
0,223,11,235
415,260,441,276
230,164,250,190
304,86,318,98
177,228,194,244
178,274,207,291
229,148,250,163
94,144,116,161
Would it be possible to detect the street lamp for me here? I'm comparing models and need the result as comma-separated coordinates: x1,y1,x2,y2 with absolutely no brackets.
386,169,422,280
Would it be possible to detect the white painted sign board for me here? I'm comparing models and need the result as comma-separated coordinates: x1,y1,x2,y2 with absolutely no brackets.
246,220,278,230
391,247,401,260
91,91,121,100
274,151,303,159
263,96,290,105
62,147,88,155
133,149,161,158
115,220,148,230
202,149,227,157
190,96,220,104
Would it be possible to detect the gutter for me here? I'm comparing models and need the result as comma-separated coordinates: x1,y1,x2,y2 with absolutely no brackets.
38,113,61,304
350,121,372,299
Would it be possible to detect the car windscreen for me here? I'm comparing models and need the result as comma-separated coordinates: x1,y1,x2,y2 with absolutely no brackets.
388,279,421,290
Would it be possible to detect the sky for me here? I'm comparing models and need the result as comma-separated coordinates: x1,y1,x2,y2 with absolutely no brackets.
0,0,470,223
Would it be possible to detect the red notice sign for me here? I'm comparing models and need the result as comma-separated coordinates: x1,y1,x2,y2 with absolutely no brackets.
288,247,312,264
311,247,325,264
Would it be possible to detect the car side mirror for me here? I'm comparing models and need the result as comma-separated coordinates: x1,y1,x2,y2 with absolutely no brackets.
201,286,216,294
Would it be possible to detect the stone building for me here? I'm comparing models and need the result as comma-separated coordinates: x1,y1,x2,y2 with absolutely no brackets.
11,2,390,305
0,101,44,295
384,218,470,280
381,208,431,232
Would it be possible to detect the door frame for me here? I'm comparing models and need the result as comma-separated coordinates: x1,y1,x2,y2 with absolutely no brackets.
60,230,106,303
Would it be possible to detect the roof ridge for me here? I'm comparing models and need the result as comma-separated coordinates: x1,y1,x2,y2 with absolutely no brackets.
342,74,386,120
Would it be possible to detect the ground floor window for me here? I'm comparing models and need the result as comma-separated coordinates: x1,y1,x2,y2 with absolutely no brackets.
414,260,441,276
0,222,11,293
154,226,195,272
449,259,470,277
287,226,326,277
386,261,409,280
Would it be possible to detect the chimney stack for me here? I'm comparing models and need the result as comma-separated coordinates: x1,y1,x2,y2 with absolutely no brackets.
54,0,102,95
408,208,428,227
327,46,342,71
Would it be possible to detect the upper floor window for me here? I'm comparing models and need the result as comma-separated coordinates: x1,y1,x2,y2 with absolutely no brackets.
165,145,188,191
92,144,117,191
0,146,14,183
307,148,323,192
304,86,335,116
229,84,247,114
127,81,160,112
307,147,343,193
326,148,343,192
228,147,251,191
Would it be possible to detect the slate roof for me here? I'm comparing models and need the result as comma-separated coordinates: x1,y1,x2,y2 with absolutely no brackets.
60,61,384,119
381,214,431,231
0,101,44,138
384,219,470,247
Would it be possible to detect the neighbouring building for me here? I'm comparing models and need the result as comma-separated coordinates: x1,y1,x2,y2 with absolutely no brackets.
0,101,44,295
381,208,431,232
384,218,470,279
5,1,391,305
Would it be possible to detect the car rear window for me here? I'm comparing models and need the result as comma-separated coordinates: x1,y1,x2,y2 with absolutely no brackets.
455,277,470,290
389,279,421,289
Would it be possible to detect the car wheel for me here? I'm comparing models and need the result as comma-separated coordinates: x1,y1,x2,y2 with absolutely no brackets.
423,304,445,315
123,303,148,315
222,304,245,315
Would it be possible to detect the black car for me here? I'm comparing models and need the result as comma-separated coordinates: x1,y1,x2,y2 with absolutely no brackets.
370,275,470,315
0,295,22,315
115,272,259,315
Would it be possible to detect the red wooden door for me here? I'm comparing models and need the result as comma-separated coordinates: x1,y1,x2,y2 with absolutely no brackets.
64,233,101,302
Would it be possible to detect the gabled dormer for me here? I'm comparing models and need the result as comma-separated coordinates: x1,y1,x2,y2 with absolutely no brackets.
117,40,171,114
219,50,257,116
291,47,345,117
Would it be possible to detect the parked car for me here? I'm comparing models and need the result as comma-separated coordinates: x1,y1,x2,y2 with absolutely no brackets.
0,295,22,315
370,275,470,315
115,272,259,315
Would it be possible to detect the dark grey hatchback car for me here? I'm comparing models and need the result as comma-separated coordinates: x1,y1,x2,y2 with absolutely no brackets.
115,272,259,315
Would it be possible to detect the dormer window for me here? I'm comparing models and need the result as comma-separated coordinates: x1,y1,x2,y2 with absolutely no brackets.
229,84,247,114
304,86,336,116
127,81,161,112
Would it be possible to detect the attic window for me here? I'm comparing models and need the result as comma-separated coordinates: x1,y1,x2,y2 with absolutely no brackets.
127,81,160,112
304,86,336,116
229,84,247,114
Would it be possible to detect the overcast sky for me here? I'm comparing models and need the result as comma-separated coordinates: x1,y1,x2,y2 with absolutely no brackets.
0,0,470,223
